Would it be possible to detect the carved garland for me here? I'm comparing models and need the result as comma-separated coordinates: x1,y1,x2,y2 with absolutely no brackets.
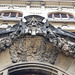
0,15,75,58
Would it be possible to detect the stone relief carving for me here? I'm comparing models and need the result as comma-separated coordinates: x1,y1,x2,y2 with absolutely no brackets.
0,15,75,62
9,36,58,64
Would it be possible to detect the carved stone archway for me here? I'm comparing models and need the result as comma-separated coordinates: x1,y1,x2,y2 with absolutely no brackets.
0,62,70,75
0,15,75,75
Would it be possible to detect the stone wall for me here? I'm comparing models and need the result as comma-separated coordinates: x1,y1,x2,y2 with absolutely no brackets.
0,49,12,69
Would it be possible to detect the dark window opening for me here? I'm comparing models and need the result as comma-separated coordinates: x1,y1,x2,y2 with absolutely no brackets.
3,12,10,17
9,71,49,75
18,13,22,17
11,12,16,18
48,12,75,20
54,13,60,18
0,13,2,16
61,13,67,18
69,14,74,19
0,11,22,19
48,14,52,18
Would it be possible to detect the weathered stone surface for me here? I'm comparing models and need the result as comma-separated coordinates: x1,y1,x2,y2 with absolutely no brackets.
0,15,75,60
9,36,58,64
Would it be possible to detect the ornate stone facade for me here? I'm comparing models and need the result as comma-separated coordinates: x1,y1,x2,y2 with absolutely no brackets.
0,15,75,58
0,15,75,75
9,36,58,64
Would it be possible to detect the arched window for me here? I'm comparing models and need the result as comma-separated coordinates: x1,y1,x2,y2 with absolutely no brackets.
69,14,74,19
48,13,52,18
0,11,23,18
11,12,16,18
48,12,74,20
18,13,22,17
54,13,60,18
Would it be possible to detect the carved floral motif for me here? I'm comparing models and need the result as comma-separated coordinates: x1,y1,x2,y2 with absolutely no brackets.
0,15,75,62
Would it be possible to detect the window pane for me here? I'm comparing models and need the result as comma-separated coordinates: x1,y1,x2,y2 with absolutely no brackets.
11,12,16,17
54,13,60,18
61,13,67,18
18,13,22,17
0,13,2,16
4,12,10,17
69,14,74,19
48,14,52,18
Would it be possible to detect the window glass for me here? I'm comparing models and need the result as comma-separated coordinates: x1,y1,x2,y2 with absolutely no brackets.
69,14,74,19
3,12,10,17
48,14,52,18
0,12,2,16
0,11,23,19
11,12,16,18
54,13,60,18
48,12,75,20
18,13,22,17
61,13,67,18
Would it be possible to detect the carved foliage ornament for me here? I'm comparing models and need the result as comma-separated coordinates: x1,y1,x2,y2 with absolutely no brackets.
0,15,75,58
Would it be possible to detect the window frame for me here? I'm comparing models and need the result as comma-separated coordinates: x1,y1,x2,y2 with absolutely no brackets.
48,12,75,20
0,11,23,18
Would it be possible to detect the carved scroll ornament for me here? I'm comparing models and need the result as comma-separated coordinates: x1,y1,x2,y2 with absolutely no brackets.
0,15,75,58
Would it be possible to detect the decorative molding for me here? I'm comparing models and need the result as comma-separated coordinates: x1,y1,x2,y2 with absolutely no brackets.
1,62,70,75
0,15,75,58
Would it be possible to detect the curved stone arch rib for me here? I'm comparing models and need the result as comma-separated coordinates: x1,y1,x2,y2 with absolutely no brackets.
0,62,71,75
